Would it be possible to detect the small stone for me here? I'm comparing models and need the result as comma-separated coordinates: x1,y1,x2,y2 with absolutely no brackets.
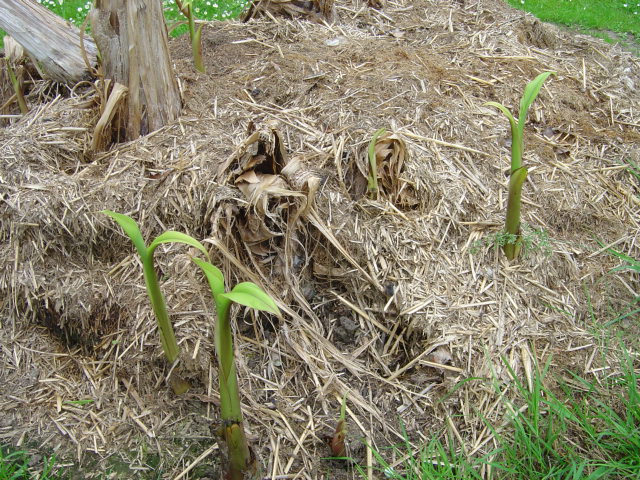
339,316,358,333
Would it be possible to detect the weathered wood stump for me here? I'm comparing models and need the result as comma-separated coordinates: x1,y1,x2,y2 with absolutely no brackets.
89,0,182,142
0,0,97,84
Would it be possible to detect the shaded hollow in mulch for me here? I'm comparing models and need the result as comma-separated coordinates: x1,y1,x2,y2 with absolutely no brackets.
1,0,639,477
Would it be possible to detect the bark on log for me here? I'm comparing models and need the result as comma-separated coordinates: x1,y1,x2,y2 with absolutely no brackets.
0,0,97,84
89,0,181,141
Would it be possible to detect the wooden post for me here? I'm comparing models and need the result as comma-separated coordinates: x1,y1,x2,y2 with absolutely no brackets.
0,0,97,84
89,0,181,140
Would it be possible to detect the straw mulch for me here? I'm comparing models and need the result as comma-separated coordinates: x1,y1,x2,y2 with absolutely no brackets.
1,0,638,477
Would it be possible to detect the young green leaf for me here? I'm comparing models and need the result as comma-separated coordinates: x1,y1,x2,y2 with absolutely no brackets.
149,231,209,258
103,211,180,363
339,391,347,420
484,101,517,132
191,257,226,295
484,71,555,174
221,282,281,316
5,60,28,114
484,101,522,172
102,211,191,391
484,71,555,260
504,166,528,260
518,71,556,127
193,267,279,478
102,210,147,258
174,0,205,73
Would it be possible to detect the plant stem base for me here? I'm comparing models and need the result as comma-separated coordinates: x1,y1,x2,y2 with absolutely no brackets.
169,372,190,395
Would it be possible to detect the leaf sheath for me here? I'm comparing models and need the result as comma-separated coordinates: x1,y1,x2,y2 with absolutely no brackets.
504,167,528,260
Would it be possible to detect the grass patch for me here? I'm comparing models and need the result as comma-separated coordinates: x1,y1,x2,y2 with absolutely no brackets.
34,0,248,25
600,243,640,328
471,223,552,258
34,0,93,26
0,446,60,479
504,0,640,49
356,344,640,479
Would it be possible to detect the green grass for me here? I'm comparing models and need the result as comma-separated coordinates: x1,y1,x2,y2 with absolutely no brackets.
31,0,92,26
356,345,640,479
0,447,60,479
622,158,640,186
34,0,249,25
354,426,484,479
600,243,640,327
493,351,640,479
504,0,640,47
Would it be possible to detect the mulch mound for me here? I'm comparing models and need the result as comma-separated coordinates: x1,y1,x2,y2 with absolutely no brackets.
1,0,638,477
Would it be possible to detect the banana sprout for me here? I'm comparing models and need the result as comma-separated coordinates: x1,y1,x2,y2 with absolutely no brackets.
103,211,210,394
193,258,281,479
484,71,555,260
174,0,205,73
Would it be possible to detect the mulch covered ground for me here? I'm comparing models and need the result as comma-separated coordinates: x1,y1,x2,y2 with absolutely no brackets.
1,0,638,478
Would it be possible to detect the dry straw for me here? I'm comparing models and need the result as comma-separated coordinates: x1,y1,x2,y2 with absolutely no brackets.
0,0,638,477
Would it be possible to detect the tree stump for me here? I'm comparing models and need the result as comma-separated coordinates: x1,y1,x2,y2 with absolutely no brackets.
0,0,97,84
89,0,181,141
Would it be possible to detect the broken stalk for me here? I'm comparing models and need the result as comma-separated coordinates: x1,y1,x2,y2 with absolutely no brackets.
367,128,386,200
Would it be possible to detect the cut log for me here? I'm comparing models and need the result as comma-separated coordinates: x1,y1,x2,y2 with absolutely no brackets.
89,0,181,141
0,0,97,84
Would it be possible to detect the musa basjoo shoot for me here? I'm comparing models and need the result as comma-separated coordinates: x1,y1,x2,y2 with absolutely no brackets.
104,211,281,478
484,71,555,261
328,392,349,458
173,0,205,72
103,210,210,394
192,257,281,479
